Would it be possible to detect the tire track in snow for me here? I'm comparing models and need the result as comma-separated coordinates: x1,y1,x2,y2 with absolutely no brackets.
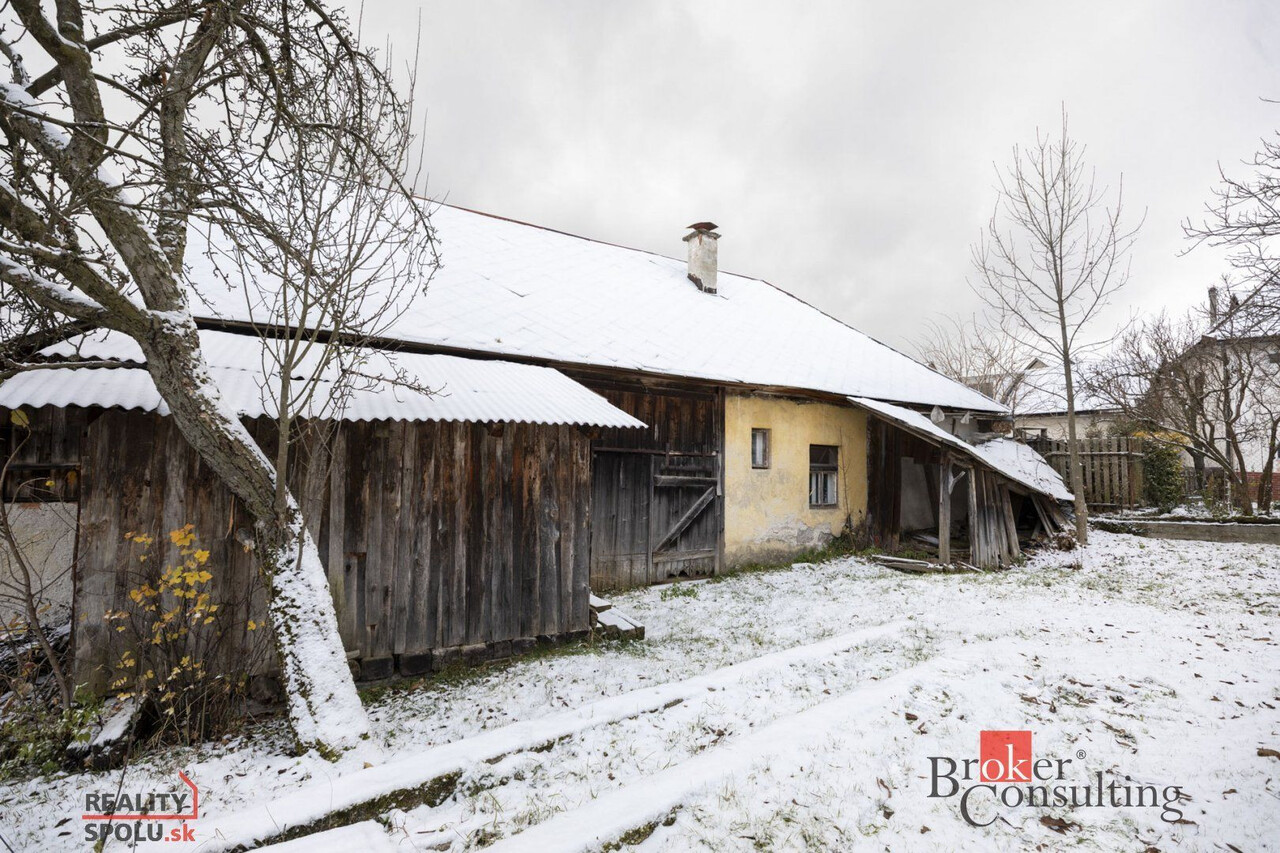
182,620,908,852
480,646,992,853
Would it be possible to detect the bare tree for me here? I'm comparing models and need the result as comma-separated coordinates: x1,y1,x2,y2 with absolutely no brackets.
1185,131,1280,336
0,0,434,756
196,47,438,522
914,313,1035,412
1083,308,1268,513
971,109,1141,544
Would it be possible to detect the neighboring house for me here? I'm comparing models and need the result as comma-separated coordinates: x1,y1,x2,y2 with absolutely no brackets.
1192,287,1280,497
0,209,1072,684
1006,360,1121,442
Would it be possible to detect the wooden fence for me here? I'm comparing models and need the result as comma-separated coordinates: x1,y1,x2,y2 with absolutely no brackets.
1031,437,1145,510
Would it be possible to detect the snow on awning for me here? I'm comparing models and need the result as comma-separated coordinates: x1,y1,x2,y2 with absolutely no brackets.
850,396,1072,502
0,330,645,429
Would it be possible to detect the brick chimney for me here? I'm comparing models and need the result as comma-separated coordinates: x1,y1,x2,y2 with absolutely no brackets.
1208,286,1220,323
683,222,719,294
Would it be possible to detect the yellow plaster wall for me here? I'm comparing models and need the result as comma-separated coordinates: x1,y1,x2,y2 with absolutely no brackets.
724,393,868,567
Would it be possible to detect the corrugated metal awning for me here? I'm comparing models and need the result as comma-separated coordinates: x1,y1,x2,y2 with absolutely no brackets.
851,396,1072,502
0,330,645,429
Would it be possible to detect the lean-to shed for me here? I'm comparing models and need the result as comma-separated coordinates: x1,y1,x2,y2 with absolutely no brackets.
854,397,1072,569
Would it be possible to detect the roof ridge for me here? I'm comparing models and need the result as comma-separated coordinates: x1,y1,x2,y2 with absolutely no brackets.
431,201,1003,412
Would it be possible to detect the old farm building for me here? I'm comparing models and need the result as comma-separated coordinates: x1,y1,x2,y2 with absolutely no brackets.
0,210,1071,685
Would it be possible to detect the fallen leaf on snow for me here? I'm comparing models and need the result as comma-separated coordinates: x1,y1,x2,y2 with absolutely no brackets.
1039,815,1079,834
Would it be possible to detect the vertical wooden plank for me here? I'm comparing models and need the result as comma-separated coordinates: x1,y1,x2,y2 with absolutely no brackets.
427,422,450,650
538,427,561,636
1000,483,1020,558
967,465,981,568
462,424,484,645
571,428,591,632
938,456,952,564
450,422,468,648
557,425,575,635
393,420,418,656
499,425,517,642
514,422,535,635
326,427,349,645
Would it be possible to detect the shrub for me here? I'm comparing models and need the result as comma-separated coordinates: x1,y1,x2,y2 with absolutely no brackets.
1143,443,1186,513
105,525,271,746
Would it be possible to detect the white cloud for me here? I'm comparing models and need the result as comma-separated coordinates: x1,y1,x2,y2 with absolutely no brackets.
355,0,1280,350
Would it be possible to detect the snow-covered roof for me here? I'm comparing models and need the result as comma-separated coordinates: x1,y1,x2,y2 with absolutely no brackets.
969,436,1075,503
0,330,644,428
850,396,1072,501
185,205,1005,413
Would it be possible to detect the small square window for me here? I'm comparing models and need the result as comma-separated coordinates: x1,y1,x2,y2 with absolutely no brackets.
809,444,838,507
751,428,771,468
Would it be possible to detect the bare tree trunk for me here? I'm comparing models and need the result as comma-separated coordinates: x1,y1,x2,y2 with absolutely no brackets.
1059,334,1089,544
1062,374,1090,543
1258,421,1277,513
1226,431,1255,515
137,321,367,756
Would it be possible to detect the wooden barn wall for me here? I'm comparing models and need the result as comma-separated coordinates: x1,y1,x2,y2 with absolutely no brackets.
570,376,724,591
866,418,904,550
73,409,591,690
75,410,269,692
1,405,88,500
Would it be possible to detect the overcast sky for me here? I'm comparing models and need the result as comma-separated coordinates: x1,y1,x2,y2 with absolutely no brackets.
351,1,1280,353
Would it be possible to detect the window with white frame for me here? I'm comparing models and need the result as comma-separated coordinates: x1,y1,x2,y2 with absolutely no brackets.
751,428,771,468
809,444,838,506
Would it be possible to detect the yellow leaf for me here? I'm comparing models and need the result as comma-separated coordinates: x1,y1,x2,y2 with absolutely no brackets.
9,409,29,428
194,549,210,564
169,525,196,547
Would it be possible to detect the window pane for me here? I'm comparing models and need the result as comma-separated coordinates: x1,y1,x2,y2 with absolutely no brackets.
810,470,837,506
809,444,838,468
752,429,769,468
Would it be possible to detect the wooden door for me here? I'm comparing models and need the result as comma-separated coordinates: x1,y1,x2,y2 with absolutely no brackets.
579,378,724,591
589,451,652,590
649,452,719,581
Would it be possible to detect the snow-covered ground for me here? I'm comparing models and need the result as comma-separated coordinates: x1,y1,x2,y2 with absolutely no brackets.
2,530,1278,851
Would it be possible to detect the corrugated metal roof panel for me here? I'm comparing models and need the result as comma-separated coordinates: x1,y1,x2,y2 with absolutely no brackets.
1,330,644,429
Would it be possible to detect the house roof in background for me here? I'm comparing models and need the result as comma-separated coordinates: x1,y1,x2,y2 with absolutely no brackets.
1012,365,1116,417
0,330,644,429
186,204,1006,413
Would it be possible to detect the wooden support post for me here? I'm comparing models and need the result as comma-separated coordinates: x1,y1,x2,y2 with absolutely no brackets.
968,465,981,568
938,454,952,564
999,484,1021,558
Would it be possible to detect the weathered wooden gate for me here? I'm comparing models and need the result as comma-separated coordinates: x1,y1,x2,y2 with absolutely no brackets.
650,451,720,579
576,377,724,591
